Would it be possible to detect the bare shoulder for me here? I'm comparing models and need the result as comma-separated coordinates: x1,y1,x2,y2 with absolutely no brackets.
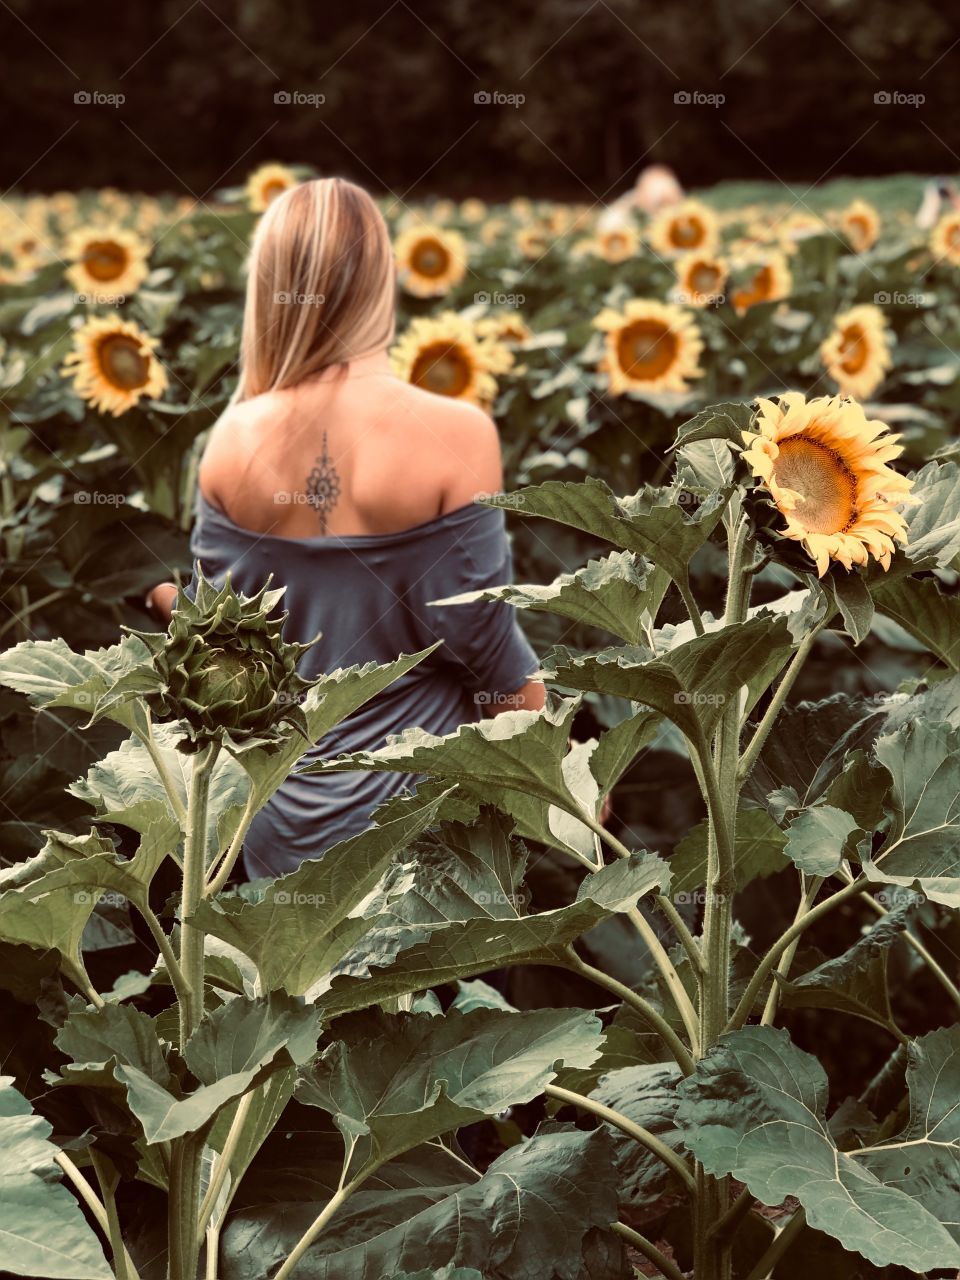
198,395,280,503
390,381,503,508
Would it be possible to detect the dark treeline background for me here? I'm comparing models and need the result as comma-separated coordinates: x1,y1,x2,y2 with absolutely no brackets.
2,0,957,196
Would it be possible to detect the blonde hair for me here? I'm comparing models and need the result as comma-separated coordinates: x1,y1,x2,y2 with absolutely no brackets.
236,177,395,401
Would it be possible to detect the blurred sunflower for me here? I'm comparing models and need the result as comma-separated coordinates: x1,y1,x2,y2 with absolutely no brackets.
65,225,150,299
930,211,960,266
391,313,513,407
394,224,467,298
586,226,639,263
478,312,532,344
514,223,552,260
777,212,828,252
820,305,891,399
460,198,487,223
647,199,719,257
838,199,880,253
741,392,913,576
246,164,298,213
730,252,792,314
480,216,507,246
593,298,704,395
675,253,728,307
61,315,167,416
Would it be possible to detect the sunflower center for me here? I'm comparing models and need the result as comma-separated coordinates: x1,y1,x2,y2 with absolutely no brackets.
690,263,721,294
837,323,869,374
772,435,857,535
97,334,151,391
669,217,704,248
948,224,960,249
82,241,129,282
409,341,473,397
410,239,450,278
616,320,679,381
261,179,289,204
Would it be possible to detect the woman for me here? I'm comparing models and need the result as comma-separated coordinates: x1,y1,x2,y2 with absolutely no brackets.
147,177,543,878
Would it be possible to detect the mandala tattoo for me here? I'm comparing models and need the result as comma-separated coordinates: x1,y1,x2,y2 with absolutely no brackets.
305,431,341,533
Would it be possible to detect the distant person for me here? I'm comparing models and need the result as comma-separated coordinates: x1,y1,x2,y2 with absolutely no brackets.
598,164,685,231
146,178,543,877
916,178,960,230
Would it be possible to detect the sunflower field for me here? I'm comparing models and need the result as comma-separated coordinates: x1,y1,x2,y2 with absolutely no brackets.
1,165,960,1280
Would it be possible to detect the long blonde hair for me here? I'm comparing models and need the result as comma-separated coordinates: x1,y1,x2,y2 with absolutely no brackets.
236,177,396,401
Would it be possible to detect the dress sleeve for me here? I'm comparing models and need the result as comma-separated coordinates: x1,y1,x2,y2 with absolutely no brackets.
418,508,539,697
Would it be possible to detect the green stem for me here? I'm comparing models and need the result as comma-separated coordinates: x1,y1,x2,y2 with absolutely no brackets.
55,1153,142,1280
562,946,695,1076
197,1090,255,1233
609,1221,686,1280
545,1084,696,1194
168,1135,205,1280
0,588,67,639
136,714,188,827
90,1149,132,1280
655,893,704,977
854,882,960,1013
737,626,823,787
132,896,188,1005
676,573,706,637
743,1208,806,1280
761,875,823,1026
178,742,218,1047
205,787,259,897
273,1168,379,1280
728,877,866,1031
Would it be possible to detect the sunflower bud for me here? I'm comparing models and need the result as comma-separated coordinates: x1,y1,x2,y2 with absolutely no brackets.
132,571,317,753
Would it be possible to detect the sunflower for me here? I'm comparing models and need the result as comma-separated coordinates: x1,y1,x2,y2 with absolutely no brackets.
391,312,514,407
460,198,487,224
64,225,150,300
730,252,792,314
61,315,167,416
478,312,532,344
394,224,467,298
647,199,719,257
838,199,880,254
593,298,704,395
675,253,728,307
741,392,914,576
246,164,298,213
930,211,960,267
584,225,640,263
820,305,892,400
514,223,552,260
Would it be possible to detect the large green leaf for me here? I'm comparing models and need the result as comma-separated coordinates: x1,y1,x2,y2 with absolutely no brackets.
867,719,960,905
783,804,863,877
892,461,960,571
191,790,450,995
303,699,601,859
483,476,728,583
298,1007,603,1181
673,400,756,451
433,550,667,646
676,1025,960,1271
590,1063,686,1206
221,1126,620,1280
0,1075,112,1279
310,851,671,1015
53,1000,172,1095
860,1025,960,1242
544,615,795,740
872,575,960,670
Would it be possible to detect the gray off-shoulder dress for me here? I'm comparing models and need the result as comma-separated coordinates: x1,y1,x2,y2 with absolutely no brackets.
189,493,539,878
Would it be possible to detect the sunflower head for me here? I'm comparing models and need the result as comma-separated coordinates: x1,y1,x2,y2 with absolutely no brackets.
593,298,704,396
740,392,915,577
730,251,792,314
675,253,728,307
647,199,719,257
246,164,298,213
930,211,960,266
820,305,892,400
460,198,487,224
588,226,639,263
391,312,513,407
514,223,552,260
394,224,467,298
61,315,167,416
838,199,880,254
65,225,149,301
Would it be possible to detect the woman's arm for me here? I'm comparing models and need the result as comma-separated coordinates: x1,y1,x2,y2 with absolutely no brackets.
481,676,546,716
144,582,178,625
